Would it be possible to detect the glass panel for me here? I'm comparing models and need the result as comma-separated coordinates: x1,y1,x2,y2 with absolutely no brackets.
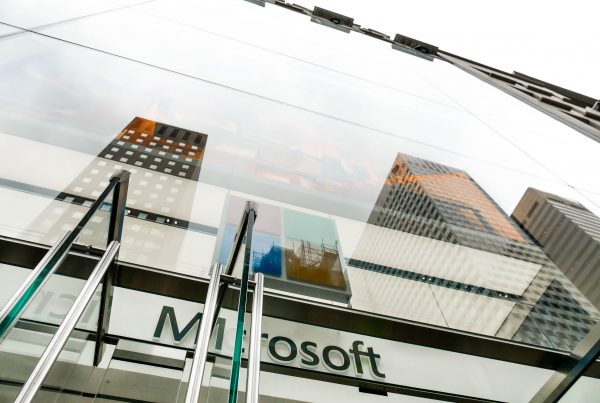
215,197,350,303
558,367,600,403
109,278,251,402
0,0,138,30
0,260,100,400
72,187,114,250
1,0,599,372
91,339,187,402
0,25,597,353
256,316,554,402
192,292,562,402
0,181,115,342
0,169,115,397
0,176,115,251
248,368,444,403
111,286,224,401
33,328,96,402
206,356,237,403
0,185,113,342
0,331,94,402
103,284,563,402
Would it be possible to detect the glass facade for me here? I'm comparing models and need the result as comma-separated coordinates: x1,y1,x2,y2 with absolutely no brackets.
1,0,600,401
349,153,598,350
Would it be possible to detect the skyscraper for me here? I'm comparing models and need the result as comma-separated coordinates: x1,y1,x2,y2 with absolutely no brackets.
512,187,600,310
25,117,211,272
350,153,599,350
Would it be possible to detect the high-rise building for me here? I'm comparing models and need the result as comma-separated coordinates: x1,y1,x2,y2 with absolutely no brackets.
513,187,600,310
25,117,212,272
350,153,599,350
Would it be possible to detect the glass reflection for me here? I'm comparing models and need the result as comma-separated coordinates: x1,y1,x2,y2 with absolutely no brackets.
216,196,351,302
0,0,598,358
349,153,599,349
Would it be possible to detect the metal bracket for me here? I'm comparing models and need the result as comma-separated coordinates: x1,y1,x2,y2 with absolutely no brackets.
392,34,438,61
243,0,266,6
311,7,354,33
529,323,600,402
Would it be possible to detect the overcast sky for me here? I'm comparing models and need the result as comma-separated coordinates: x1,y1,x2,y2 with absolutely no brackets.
302,0,600,97
0,0,598,219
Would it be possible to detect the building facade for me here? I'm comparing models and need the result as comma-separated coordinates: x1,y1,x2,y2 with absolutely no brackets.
513,187,600,311
0,0,600,402
349,153,599,350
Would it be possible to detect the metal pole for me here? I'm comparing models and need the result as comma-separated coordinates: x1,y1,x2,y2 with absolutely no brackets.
210,201,258,335
228,205,257,403
185,264,223,403
106,170,130,244
94,170,130,366
529,322,600,403
0,230,72,340
0,171,129,345
245,273,264,403
14,241,120,403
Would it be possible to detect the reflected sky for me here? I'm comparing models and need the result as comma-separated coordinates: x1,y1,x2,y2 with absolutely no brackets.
0,25,597,221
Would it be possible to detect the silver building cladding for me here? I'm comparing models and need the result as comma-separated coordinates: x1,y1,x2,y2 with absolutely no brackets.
350,154,599,350
513,187,600,312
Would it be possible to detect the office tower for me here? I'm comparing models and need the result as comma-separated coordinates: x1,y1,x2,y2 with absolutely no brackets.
26,117,210,272
350,153,599,350
99,117,206,181
365,153,528,253
512,188,600,310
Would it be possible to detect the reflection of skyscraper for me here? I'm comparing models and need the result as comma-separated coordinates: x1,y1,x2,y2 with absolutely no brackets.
350,153,599,350
99,117,206,182
512,188,600,311
367,154,527,250
27,117,211,273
